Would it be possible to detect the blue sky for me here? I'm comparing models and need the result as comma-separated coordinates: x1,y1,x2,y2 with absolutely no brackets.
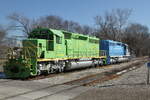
0,0,150,28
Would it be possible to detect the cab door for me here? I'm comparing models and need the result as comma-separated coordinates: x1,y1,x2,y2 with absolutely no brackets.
65,40,73,57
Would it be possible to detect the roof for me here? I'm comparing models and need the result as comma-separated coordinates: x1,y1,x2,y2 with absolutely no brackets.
62,30,99,40
49,29,63,37
103,40,128,46
31,28,99,40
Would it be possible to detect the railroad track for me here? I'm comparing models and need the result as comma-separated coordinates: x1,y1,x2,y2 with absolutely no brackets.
0,57,148,100
1,57,147,82
63,59,147,86
25,64,121,81
0,80,13,84
0,84,61,100
25,58,142,80
25,67,104,81
0,83,82,100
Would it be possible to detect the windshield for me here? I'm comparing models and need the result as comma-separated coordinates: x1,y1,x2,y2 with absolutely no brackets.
29,29,52,39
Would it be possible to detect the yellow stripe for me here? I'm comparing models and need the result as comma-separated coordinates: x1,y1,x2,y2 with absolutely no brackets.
37,56,107,62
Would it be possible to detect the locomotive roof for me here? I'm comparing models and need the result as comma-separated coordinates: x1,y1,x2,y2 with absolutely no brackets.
30,28,63,37
30,28,99,40
103,40,128,46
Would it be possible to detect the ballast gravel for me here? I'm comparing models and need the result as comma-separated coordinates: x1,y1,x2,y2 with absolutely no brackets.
72,64,150,100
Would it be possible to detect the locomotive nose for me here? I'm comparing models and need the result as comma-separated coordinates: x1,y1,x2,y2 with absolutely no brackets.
10,66,19,73
4,60,31,79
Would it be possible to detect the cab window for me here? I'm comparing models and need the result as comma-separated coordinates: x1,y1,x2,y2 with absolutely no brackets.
56,36,62,44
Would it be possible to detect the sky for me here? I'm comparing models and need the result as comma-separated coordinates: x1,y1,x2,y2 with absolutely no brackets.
0,0,150,30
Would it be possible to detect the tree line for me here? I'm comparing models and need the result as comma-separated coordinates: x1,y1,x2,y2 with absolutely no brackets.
0,8,150,57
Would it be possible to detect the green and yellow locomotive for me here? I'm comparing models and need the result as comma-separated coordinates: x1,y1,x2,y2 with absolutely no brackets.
4,28,107,78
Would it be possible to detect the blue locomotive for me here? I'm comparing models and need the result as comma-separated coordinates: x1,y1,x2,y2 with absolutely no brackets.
100,40,130,64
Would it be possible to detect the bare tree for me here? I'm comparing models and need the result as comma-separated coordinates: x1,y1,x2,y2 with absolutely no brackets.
82,25,94,35
7,13,34,35
6,11,150,57
36,15,63,29
0,26,8,58
94,9,132,40
123,23,150,56
36,15,93,34
7,13,94,36
0,26,7,44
